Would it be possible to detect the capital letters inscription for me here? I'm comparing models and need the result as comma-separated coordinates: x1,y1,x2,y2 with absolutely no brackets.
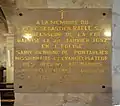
14,9,112,93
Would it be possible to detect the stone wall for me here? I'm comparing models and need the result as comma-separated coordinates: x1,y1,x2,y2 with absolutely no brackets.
1,0,120,105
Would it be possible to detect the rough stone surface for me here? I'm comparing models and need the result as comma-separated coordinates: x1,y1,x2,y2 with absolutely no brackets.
16,0,112,8
0,0,15,7
14,93,112,106
16,0,47,8
47,0,112,8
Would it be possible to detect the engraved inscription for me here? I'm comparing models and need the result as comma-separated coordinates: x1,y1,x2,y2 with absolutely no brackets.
14,9,112,93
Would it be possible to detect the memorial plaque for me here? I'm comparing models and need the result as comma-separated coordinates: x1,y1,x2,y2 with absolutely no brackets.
14,9,112,93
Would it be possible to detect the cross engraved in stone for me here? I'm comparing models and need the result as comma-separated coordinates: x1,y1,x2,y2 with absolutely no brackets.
59,10,65,19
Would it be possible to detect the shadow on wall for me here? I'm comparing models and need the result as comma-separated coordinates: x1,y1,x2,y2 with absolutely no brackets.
0,7,8,77
0,7,8,32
